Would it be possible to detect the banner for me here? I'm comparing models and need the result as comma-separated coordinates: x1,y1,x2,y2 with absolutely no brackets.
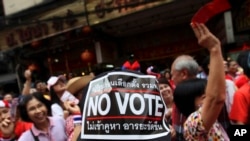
81,71,170,140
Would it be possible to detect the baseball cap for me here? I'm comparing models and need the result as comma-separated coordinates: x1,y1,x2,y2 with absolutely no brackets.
47,75,66,91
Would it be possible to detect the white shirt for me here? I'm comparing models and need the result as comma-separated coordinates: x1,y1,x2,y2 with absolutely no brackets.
51,103,64,118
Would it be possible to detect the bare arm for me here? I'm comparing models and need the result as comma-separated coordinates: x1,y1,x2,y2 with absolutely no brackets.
21,70,32,95
191,23,225,130
72,125,81,141
64,101,82,141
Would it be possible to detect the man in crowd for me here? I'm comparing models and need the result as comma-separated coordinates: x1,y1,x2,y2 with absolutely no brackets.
170,55,199,141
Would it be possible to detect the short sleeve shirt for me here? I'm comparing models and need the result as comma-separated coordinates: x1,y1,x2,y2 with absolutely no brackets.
184,108,229,141
51,103,64,118
65,116,74,141
18,116,67,141
229,83,250,124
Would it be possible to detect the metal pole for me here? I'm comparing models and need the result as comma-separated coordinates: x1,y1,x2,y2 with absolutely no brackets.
15,64,22,94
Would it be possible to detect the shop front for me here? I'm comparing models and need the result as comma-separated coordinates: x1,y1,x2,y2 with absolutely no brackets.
226,0,250,61
0,0,245,81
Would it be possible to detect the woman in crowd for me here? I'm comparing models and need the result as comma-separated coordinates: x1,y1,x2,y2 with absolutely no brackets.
163,69,175,89
64,75,94,141
173,23,228,140
47,75,69,118
17,92,82,141
158,77,173,124
18,92,67,141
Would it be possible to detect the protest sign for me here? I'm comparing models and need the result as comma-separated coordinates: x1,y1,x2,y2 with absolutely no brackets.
80,71,170,140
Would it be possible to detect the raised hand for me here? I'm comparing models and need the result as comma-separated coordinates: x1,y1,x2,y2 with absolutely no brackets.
24,69,32,81
0,117,15,137
64,101,81,114
190,23,220,51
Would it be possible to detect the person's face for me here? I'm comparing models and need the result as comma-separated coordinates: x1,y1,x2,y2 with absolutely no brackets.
159,83,173,105
223,61,228,72
52,80,66,93
0,107,11,123
26,98,48,124
165,72,171,79
36,82,47,93
194,94,205,109
171,63,184,85
3,94,13,103
228,61,238,73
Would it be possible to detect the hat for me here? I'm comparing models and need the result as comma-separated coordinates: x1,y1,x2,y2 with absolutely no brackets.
0,100,9,108
66,75,94,95
47,75,66,91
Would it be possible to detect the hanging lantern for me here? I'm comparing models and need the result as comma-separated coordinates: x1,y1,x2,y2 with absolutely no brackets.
82,26,92,34
242,43,250,50
81,50,93,62
28,63,38,71
31,40,41,48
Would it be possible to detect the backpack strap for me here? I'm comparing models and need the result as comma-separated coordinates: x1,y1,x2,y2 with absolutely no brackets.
30,129,39,141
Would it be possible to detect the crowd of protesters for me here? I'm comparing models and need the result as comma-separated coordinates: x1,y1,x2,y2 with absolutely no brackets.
0,22,249,141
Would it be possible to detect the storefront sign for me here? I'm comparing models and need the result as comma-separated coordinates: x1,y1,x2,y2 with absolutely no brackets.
5,10,78,46
87,0,174,24
0,2,87,51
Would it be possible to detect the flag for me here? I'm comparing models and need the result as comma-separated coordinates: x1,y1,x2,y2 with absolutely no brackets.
192,0,232,23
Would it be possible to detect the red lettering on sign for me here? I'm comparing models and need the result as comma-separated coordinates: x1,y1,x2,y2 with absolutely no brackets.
5,33,17,47
4,9,78,47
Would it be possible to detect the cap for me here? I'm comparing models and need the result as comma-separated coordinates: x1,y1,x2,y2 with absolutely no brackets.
47,75,65,91
0,100,9,108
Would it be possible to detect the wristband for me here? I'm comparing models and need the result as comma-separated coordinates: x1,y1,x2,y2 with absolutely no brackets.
73,114,82,125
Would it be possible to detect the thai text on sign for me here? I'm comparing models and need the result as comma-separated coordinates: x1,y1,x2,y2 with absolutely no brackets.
81,71,170,140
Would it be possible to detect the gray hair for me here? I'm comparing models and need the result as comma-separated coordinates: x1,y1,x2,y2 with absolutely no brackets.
174,58,199,77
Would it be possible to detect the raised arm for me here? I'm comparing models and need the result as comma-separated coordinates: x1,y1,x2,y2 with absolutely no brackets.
191,23,225,130
64,101,82,141
21,69,33,95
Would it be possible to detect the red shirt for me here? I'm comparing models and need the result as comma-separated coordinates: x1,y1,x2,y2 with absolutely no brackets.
229,83,250,124
225,74,234,81
0,121,32,139
234,74,249,88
